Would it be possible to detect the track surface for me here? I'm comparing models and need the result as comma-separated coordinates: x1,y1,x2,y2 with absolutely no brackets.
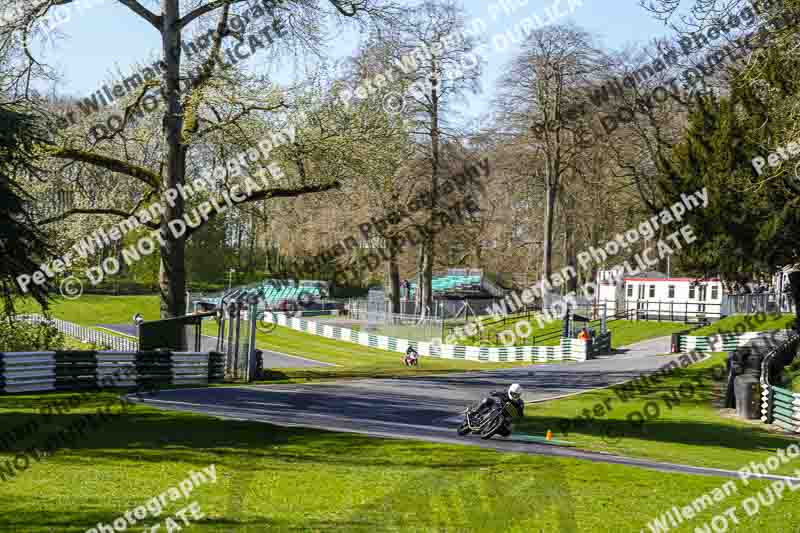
131,335,799,482
98,323,334,368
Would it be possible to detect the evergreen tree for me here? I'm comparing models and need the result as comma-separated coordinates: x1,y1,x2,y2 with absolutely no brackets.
0,105,51,316
656,60,800,325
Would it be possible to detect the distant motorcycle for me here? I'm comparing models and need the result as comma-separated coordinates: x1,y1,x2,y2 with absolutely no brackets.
403,347,419,367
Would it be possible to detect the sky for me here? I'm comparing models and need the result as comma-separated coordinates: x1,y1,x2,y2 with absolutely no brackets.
34,0,672,125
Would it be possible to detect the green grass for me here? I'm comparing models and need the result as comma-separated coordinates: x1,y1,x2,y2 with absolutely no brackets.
1,391,799,532
518,352,800,474
601,320,689,348
16,294,160,327
454,316,688,349
691,313,796,336
16,294,534,380
203,321,532,382
782,358,800,393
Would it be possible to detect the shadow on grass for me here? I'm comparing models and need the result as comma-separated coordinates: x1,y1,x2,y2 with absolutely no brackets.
519,414,794,451
0,403,510,475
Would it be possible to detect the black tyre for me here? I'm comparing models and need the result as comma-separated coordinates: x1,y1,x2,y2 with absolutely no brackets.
457,421,471,436
480,414,505,440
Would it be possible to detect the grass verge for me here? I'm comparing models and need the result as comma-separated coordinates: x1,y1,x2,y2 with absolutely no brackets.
202,322,532,382
15,294,161,327
519,352,800,474
1,391,799,532
455,316,688,349
691,313,796,336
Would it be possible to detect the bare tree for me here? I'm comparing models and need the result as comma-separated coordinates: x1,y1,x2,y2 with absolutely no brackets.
381,0,482,317
2,0,397,317
495,25,608,292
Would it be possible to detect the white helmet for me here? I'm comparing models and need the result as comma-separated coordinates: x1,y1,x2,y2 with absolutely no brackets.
508,383,522,400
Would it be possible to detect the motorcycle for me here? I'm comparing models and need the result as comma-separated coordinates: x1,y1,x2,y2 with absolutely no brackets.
403,350,419,367
457,399,516,440
403,354,419,366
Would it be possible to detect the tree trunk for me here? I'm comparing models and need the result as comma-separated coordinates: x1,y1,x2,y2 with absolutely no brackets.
563,200,577,293
159,0,187,319
542,180,556,287
387,259,400,314
419,61,440,319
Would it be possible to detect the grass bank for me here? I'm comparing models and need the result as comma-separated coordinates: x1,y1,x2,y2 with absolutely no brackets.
691,313,796,336
519,352,800,474
15,294,160,327
1,391,798,532
454,315,688,349
201,322,532,382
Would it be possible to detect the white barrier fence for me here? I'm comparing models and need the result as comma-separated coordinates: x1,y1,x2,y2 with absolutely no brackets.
16,314,139,351
264,312,589,363
677,330,794,353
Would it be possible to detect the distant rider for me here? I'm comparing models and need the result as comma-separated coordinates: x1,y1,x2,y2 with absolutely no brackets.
475,383,525,437
404,346,419,366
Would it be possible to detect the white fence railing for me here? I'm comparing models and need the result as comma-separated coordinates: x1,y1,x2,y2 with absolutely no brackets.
263,312,590,363
15,314,139,351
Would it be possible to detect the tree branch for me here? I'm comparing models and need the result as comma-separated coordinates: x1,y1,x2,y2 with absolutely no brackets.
186,181,341,236
177,0,252,30
38,207,159,229
194,102,288,139
47,148,161,190
115,0,162,29
327,0,360,17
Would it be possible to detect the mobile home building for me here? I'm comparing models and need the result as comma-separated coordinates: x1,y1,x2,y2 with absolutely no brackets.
597,270,723,321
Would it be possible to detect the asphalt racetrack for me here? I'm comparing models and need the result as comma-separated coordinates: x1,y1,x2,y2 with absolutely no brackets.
130,336,800,482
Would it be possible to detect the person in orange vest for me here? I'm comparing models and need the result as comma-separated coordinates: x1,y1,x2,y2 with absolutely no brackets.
577,328,590,341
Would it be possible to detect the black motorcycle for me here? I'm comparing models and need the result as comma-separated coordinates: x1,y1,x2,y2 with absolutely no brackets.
457,400,517,440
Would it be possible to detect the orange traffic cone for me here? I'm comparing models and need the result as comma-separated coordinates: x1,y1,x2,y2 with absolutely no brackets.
546,430,553,441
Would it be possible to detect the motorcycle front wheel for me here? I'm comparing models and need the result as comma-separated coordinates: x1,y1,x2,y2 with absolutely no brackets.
480,415,505,440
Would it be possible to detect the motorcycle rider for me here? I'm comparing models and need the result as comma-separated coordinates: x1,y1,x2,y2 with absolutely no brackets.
474,383,524,436
404,346,419,366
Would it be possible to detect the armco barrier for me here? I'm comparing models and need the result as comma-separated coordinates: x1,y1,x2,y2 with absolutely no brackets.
264,312,592,362
759,330,800,432
677,330,793,353
0,350,225,394
762,385,800,433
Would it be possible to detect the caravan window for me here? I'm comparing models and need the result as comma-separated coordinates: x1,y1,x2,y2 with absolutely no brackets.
689,285,696,299
627,285,633,298
698,285,707,301
668,285,675,298
711,285,719,300
649,285,656,298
